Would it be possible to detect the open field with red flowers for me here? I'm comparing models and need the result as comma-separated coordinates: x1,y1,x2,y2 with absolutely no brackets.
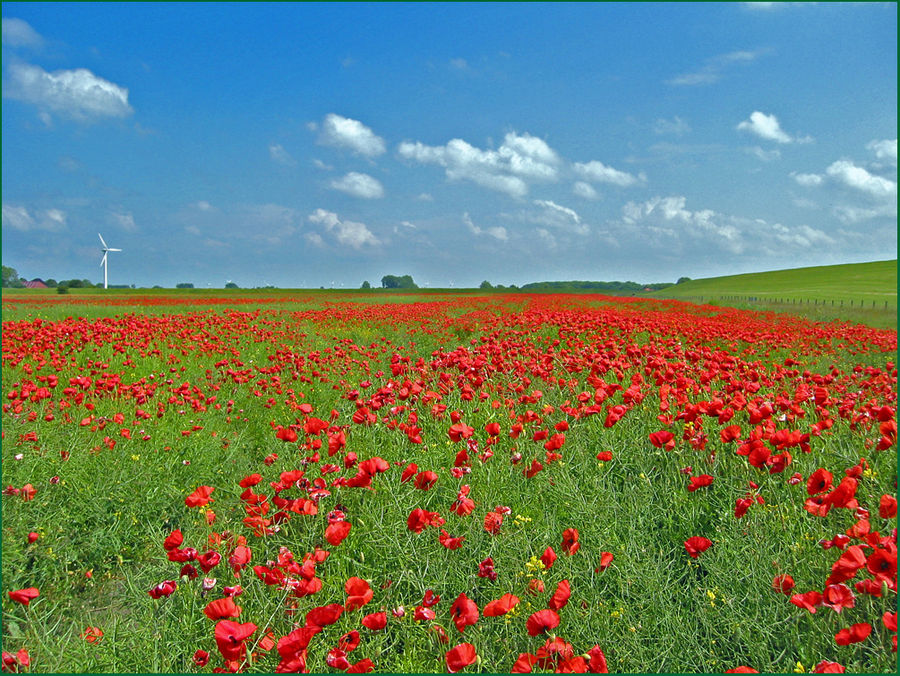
1,292,897,673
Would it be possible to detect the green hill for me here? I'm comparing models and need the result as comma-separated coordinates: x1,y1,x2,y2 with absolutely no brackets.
652,260,896,304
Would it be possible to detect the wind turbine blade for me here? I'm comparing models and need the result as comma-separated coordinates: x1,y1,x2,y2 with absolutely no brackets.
100,252,108,267
98,233,108,248
108,248,122,252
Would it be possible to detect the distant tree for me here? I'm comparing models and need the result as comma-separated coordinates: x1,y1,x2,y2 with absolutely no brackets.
479,280,493,290
176,282,194,289
2,266,24,288
677,276,692,284
361,280,371,289
44,278,58,288
381,274,418,289
56,285,69,295
66,279,84,288
225,282,239,289
81,279,95,288
152,285,163,289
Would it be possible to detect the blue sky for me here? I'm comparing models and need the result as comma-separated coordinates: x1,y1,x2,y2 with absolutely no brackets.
2,2,896,289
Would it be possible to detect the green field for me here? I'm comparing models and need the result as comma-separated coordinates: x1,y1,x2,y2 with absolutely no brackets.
650,260,897,329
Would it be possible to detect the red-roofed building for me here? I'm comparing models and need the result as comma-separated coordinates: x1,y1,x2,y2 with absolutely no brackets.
23,279,48,289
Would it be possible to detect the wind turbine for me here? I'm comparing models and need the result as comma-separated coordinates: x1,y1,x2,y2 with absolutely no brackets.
98,233,122,289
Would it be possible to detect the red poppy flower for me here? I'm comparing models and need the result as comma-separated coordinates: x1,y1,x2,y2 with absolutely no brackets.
198,550,221,573
523,459,543,478
347,658,375,673
204,597,242,620
214,620,256,661
483,593,520,617
324,520,352,546
345,577,373,611
185,485,214,507
596,551,614,572
414,470,438,490
596,451,613,462
483,511,503,534
772,574,795,595
81,626,103,644
548,579,571,611
734,497,753,519
586,645,608,673
541,546,557,569
687,474,714,492
526,609,560,636
361,611,387,631
684,536,712,558
512,653,539,673
446,643,477,673
163,529,183,551
423,589,440,607
724,668,758,674
528,579,545,595
648,430,675,450
883,611,897,632
879,494,897,519
239,473,263,488
561,528,579,555
193,649,209,667
407,508,445,533
148,579,178,599
812,661,845,673
400,462,418,483
439,529,465,550
822,584,855,613
834,622,871,646
275,426,298,443
413,605,436,621
450,593,479,632
306,603,344,628
7,587,39,606
826,545,867,585
478,557,497,581
790,590,823,613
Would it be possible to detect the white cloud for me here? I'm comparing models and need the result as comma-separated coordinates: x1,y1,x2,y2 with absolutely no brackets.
449,58,469,71
2,18,43,48
463,212,508,241
572,160,643,187
745,146,781,161
318,113,386,157
667,49,767,86
312,158,333,171
832,203,897,224
398,131,560,198
3,63,133,120
653,116,691,136
826,160,897,199
328,172,384,199
110,210,138,232
736,111,796,143
1,203,66,231
572,181,599,200
620,194,837,257
867,139,897,165
792,172,824,187
192,200,214,211
308,208,379,249
529,199,588,235
305,232,325,247
416,192,434,201
399,220,417,229
269,143,297,166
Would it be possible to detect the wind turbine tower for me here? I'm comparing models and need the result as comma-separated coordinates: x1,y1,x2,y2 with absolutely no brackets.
98,233,122,289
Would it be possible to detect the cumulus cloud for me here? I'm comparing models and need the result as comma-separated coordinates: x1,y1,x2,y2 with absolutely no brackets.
3,63,133,121
737,111,812,144
572,160,643,187
792,172,824,187
318,113,386,157
269,143,297,166
2,18,43,48
826,160,897,199
667,49,767,86
572,181,599,200
2,203,66,231
620,194,836,257
398,131,560,198
530,199,588,235
463,211,508,241
308,208,379,249
867,139,897,165
328,171,384,199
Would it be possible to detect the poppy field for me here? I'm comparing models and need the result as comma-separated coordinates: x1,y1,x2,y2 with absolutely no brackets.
1,292,897,673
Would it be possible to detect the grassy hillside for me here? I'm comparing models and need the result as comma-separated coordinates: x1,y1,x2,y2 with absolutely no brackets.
651,259,897,329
